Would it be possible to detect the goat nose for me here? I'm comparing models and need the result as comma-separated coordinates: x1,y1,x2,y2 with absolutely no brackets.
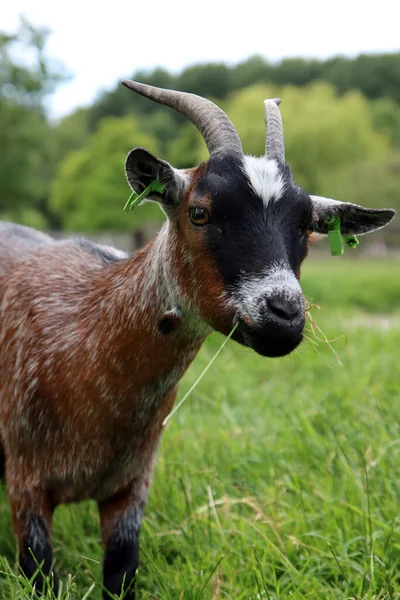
267,297,303,322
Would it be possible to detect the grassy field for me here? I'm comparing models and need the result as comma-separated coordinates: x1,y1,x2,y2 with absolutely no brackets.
1,256,400,599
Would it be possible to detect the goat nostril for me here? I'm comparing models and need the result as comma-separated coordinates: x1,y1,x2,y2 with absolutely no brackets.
267,298,301,321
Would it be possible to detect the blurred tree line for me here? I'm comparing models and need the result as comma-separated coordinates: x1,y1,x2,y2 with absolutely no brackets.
1,19,399,240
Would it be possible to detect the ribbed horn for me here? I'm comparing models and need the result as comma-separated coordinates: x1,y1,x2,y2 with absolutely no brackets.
122,80,243,157
264,98,285,163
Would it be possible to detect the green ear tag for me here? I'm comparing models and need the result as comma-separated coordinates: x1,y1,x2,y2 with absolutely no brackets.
325,216,344,256
344,234,360,249
123,180,166,212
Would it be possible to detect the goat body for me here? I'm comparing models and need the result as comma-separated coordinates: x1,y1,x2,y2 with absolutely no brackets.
0,221,206,596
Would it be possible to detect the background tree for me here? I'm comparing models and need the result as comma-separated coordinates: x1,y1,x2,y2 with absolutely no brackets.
370,98,400,147
0,17,67,228
226,83,389,192
0,16,66,108
88,52,400,135
50,116,162,230
1,18,398,240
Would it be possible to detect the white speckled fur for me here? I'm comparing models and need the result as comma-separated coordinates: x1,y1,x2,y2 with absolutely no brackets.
233,262,303,326
27,516,49,551
0,219,212,505
113,505,144,545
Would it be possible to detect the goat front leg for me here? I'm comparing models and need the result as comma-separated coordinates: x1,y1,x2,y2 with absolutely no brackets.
99,483,148,600
7,479,58,595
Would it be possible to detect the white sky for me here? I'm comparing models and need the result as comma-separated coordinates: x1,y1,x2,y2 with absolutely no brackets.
2,0,400,120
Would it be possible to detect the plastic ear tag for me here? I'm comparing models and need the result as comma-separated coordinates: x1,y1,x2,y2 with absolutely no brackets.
344,235,360,249
326,216,344,256
123,180,166,212
325,216,360,256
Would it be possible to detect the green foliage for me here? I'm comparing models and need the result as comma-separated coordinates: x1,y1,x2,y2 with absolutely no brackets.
232,54,274,89
0,98,52,225
138,109,178,156
0,18,67,228
87,68,180,133
52,108,90,164
179,63,233,99
370,98,400,147
227,83,389,191
167,121,207,168
89,53,400,134
0,17,399,237
1,258,400,599
50,116,164,230
324,53,400,103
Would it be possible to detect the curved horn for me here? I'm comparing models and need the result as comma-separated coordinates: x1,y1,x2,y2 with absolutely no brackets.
122,80,243,157
264,98,285,163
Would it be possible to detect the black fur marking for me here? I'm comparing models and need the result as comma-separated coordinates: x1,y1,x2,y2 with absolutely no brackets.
103,507,143,600
159,316,174,335
158,308,181,335
196,154,313,288
74,238,128,264
19,515,58,595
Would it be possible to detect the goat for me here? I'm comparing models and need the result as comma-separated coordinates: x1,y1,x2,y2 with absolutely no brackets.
0,81,395,599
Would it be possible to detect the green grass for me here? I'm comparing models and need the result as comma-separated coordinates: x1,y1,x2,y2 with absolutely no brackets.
1,257,400,599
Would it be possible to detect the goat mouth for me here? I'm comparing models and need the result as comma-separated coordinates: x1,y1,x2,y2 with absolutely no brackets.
234,319,304,358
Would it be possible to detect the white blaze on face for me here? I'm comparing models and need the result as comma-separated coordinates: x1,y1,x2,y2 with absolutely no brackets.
242,155,285,206
233,263,303,326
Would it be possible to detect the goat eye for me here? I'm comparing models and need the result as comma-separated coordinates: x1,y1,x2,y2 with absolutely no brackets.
189,207,210,226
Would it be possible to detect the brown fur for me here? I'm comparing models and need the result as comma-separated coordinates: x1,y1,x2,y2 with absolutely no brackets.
0,241,204,503
0,174,229,593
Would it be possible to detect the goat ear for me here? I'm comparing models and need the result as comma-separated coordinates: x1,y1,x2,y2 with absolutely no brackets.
310,195,395,235
125,148,188,206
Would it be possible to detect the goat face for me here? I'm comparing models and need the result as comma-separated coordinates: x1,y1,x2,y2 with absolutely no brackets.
183,154,312,357
123,82,395,358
